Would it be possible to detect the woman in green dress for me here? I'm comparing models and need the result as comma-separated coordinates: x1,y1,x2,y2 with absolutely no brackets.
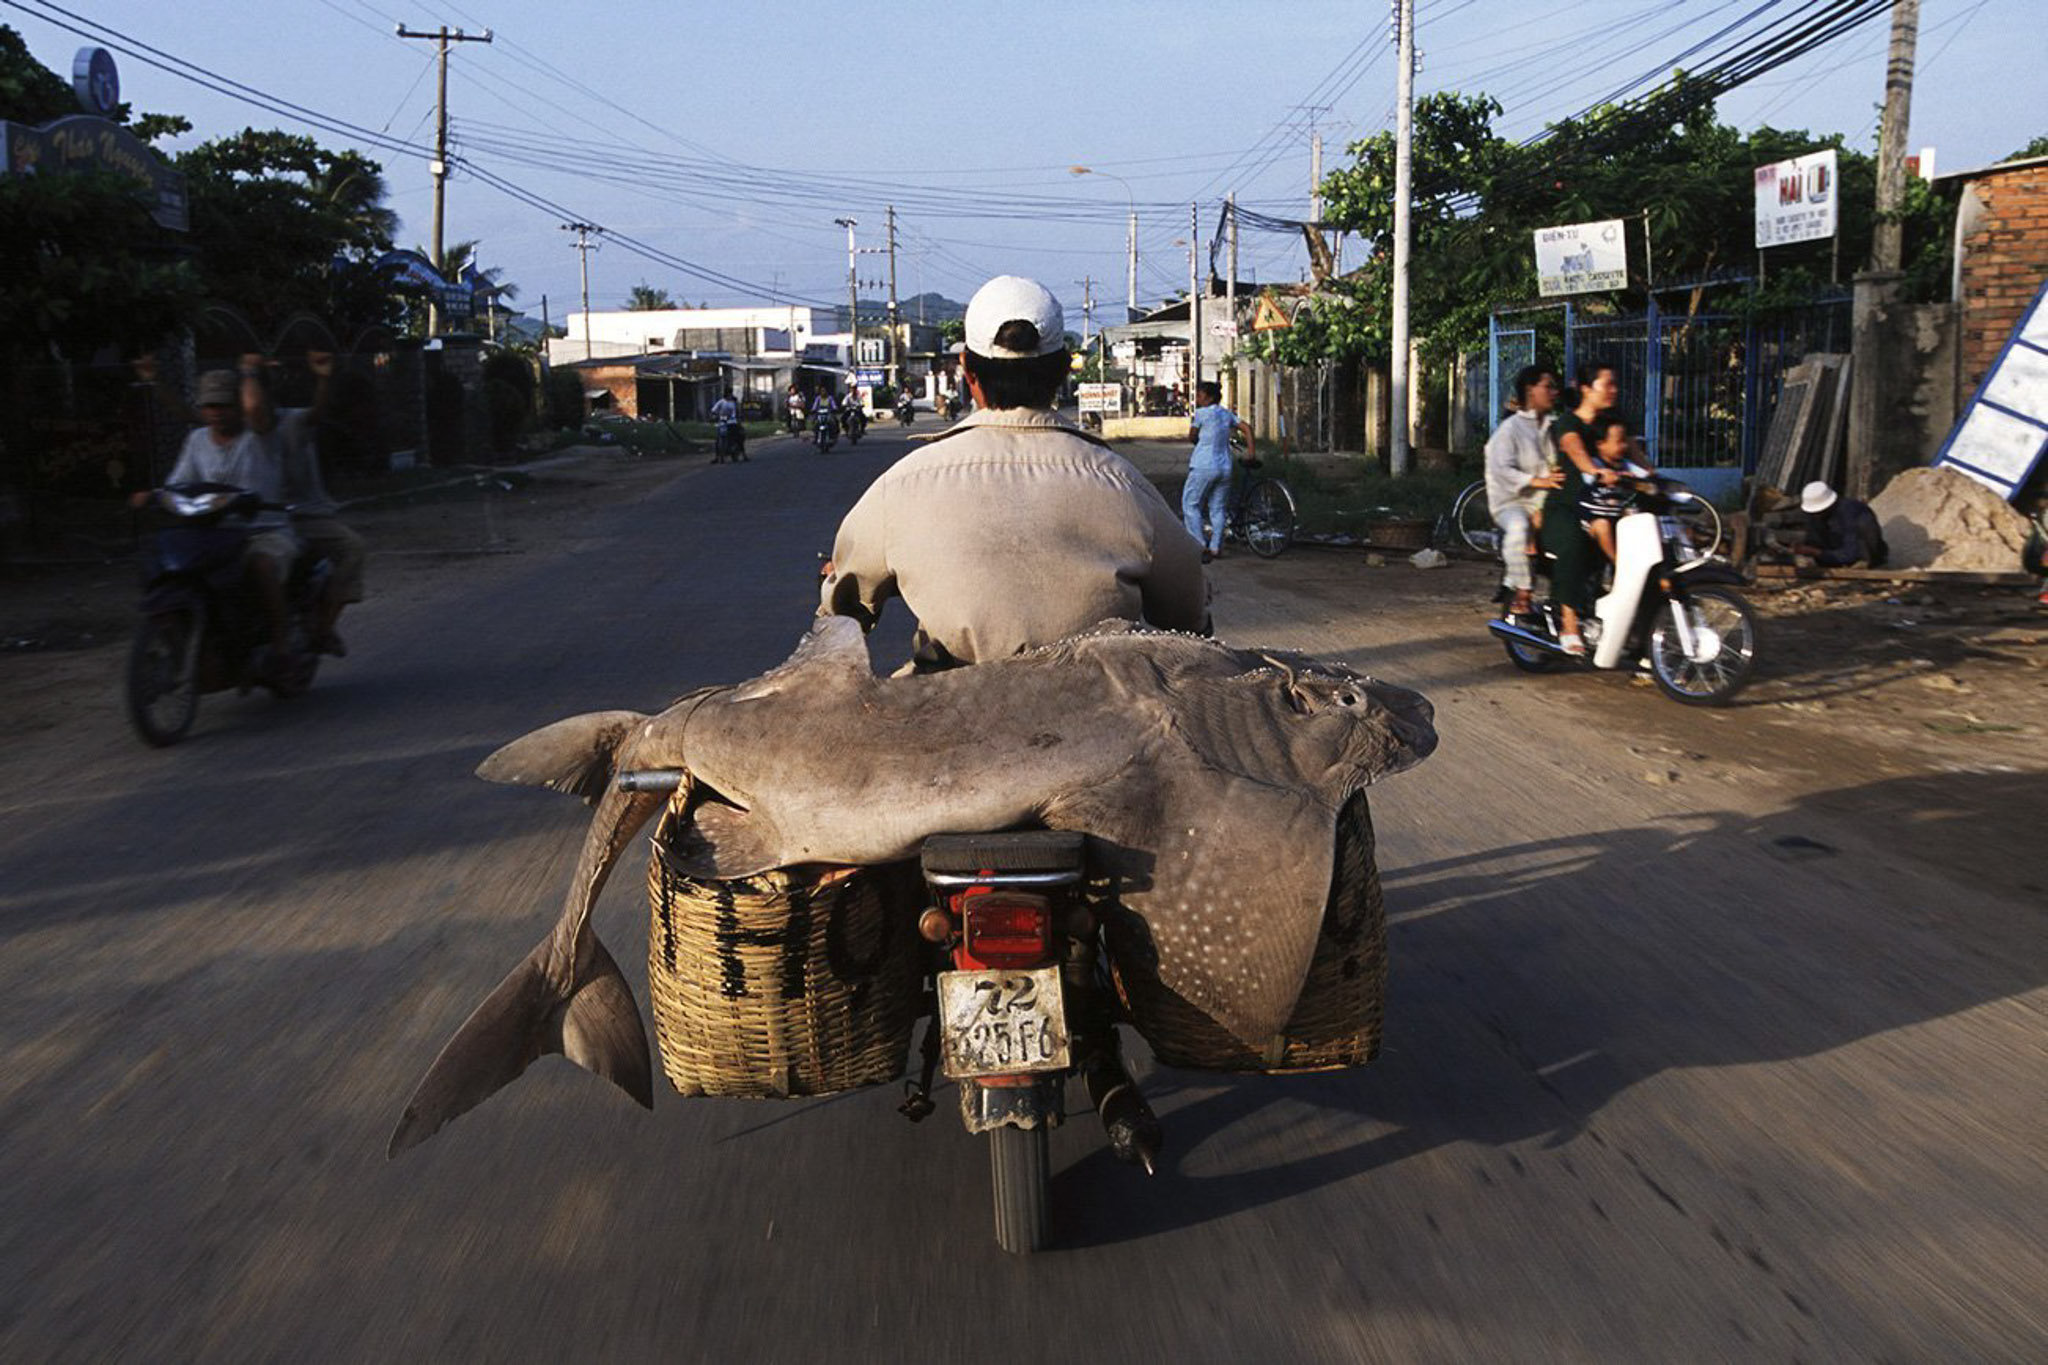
1540,362,1626,654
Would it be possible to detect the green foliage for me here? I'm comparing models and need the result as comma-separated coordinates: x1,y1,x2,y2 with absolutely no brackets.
938,318,966,344
0,28,203,353
2004,135,2048,161
544,366,586,427
0,24,73,123
482,350,537,450
1262,82,1957,367
627,283,676,311
179,129,400,337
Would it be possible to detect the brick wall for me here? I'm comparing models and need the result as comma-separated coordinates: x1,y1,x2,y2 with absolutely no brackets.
1956,164,2048,394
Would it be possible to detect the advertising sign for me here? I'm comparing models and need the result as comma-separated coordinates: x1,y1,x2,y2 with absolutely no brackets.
0,114,188,231
1077,382,1123,416
1932,276,2048,501
1533,219,1627,297
1754,149,1838,248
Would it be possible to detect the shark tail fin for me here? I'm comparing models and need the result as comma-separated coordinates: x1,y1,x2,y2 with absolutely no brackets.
387,931,653,1158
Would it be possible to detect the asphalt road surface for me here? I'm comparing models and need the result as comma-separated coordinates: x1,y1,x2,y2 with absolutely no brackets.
2,424,2042,1361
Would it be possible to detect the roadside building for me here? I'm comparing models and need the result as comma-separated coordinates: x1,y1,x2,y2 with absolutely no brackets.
1936,153,2048,395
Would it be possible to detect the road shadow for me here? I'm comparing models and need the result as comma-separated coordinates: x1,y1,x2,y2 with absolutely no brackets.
1053,767,2047,1246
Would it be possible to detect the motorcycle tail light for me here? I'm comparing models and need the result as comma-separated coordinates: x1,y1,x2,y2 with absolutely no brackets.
961,891,1053,967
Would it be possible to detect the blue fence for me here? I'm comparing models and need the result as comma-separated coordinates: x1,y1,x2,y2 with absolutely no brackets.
1488,282,1851,501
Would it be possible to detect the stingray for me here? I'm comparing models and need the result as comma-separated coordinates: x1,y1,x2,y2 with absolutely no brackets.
388,618,1435,1155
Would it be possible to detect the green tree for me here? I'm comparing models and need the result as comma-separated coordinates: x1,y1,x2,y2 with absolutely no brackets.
627,283,676,310
0,27,200,354
179,129,400,338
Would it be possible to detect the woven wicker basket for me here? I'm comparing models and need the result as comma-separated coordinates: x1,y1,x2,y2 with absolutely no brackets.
645,810,924,1099
1111,795,1387,1072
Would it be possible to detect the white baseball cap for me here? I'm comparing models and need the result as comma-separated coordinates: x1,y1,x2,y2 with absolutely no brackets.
1800,480,1837,514
964,275,1066,359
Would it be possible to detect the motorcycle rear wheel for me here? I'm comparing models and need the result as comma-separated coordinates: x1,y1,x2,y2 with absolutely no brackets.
990,1124,1050,1254
1501,633,1559,673
127,609,203,747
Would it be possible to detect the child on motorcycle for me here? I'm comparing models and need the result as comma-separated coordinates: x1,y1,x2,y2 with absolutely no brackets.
1579,414,1639,564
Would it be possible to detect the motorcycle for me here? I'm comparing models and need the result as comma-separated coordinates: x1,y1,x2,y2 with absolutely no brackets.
613,766,1159,1256
843,403,867,446
937,391,961,421
895,394,916,426
1487,473,1759,705
813,412,839,453
125,482,330,746
711,418,747,463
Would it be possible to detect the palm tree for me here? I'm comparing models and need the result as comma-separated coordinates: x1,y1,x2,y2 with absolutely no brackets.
627,283,676,310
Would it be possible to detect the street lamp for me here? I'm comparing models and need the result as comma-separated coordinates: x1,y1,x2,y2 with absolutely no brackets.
1069,166,1137,322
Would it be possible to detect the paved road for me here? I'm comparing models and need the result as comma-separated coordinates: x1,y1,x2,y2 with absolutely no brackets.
2,425,2042,1361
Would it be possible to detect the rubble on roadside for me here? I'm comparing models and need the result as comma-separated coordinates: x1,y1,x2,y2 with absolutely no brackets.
1869,466,2034,572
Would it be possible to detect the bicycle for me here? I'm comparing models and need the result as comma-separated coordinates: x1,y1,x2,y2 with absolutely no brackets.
1447,476,1723,569
1222,461,1297,558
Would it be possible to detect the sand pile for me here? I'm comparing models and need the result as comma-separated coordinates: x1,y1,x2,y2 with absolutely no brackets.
1869,466,2032,572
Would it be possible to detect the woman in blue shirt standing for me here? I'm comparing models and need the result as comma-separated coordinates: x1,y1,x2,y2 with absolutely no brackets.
1183,380,1253,563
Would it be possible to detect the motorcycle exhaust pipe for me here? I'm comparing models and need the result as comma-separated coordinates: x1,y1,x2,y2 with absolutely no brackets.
1486,618,1563,654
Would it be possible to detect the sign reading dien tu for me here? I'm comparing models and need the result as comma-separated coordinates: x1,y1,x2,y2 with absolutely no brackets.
1532,218,1627,298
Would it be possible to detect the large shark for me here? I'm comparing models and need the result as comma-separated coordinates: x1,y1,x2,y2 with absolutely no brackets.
389,618,1435,1156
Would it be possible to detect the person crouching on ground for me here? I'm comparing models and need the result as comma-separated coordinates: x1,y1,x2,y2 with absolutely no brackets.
1791,480,1887,568
1483,364,1564,617
1183,380,1254,564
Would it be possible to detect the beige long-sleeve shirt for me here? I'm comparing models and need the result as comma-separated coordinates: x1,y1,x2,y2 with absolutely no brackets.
820,406,1208,667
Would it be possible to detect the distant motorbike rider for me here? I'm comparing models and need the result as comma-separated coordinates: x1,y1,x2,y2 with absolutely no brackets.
821,274,1207,671
132,356,302,681
710,388,745,462
841,387,868,439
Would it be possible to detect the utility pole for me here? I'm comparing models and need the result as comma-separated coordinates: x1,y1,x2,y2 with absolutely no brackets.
1870,0,1920,273
886,205,901,394
396,23,492,335
1079,276,1094,349
834,217,858,396
1389,0,1415,474
561,222,600,360
1226,193,1240,412
1126,206,1138,322
1188,202,1202,402
1311,130,1324,222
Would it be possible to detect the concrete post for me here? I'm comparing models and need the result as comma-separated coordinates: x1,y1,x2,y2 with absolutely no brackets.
1845,269,1904,501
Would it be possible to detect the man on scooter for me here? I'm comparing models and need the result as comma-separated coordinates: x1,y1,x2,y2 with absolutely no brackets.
820,274,1206,670
136,357,303,683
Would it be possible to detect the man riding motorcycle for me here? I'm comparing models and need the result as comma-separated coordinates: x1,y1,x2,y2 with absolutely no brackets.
820,274,1207,671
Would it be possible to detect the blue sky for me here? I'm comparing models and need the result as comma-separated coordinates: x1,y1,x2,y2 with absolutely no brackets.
16,1,2040,326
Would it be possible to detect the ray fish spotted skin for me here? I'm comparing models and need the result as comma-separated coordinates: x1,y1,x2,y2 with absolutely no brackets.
388,619,1434,1155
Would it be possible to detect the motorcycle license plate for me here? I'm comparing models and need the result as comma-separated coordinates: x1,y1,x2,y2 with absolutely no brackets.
936,967,1070,1079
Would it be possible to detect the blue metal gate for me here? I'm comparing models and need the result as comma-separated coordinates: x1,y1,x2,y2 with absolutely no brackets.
1487,282,1851,501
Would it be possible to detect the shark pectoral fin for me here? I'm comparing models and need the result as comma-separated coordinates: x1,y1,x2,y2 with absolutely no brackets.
386,930,652,1159
476,710,651,802
671,803,785,878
